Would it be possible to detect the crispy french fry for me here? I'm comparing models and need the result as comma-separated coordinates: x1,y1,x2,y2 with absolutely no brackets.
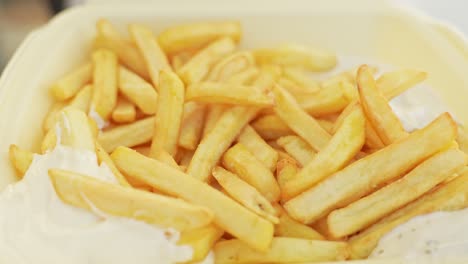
276,136,316,167
91,49,118,121
317,118,335,134
98,116,155,153
178,37,236,85
150,70,184,158
274,204,324,240
222,143,280,202
153,149,181,170
278,77,312,96
95,142,131,187
332,102,358,134
254,44,337,72
358,65,408,145
41,126,58,153
379,69,427,99
276,157,299,189
112,97,136,123
186,82,273,107
178,225,224,262
206,51,254,81
158,21,241,56
282,107,366,200
69,84,92,112
226,67,259,85
296,81,350,117
327,148,467,238
282,67,320,93
214,237,348,263
178,102,206,150
253,64,282,91
349,171,468,259
118,66,158,115
129,24,171,90
251,114,294,141
273,84,331,151
237,125,278,172
284,113,457,224
58,108,95,151
111,147,274,251
9,144,34,178
50,63,92,101
48,168,213,231
43,101,67,131
202,104,228,138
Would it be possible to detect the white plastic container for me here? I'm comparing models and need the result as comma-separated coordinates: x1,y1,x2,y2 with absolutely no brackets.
1,1,468,263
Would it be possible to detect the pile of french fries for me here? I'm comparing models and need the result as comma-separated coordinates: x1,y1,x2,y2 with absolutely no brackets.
8,19,468,263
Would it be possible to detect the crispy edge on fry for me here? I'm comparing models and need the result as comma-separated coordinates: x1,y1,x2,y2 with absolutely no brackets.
118,66,158,115
50,63,92,101
9,144,34,178
178,225,224,262
276,135,316,167
91,49,118,121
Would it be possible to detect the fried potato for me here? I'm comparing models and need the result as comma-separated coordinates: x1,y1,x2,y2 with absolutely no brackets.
316,119,335,134
9,144,34,178
282,107,366,200
274,204,324,240
202,104,228,138
178,225,224,262
214,237,348,263
170,50,196,72
349,170,468,259
57,108,95,151
273,84,331,151
48,168,213,231
282,67,320,93
43,101,67,131
296,80,350,117
254,44,337,72
365,121,385,149
98,116,155,153
91,49,118,121
186,82,273,107
153,149,181,171
206,51,254,81
129,24,171,90
111,147,274,251
226,67,260,84
456,125,468,155
284,113,457,224
213,167,279,224
276,157,299,189
276,136,316,167
357,65,408,145
251,114,294,141
237,125,278,172
378,69,427,99
50,63,92,101
327,148,467,238
95,142,131,187
158,21,241,56
178,102,206,150
111,97,136,123
118,66,158,115
222,143,280,202
41,126,58,153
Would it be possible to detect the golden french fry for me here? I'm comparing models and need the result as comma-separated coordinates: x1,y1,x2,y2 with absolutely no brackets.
48,168,213,231
276,157,299,189
41,126,58,153
254,44,337,72
317,118,335,134
282,107,366,200
276,136,316,167
129,24,171,90
95,142,131,187
150,70,184,158
358,65,408,145
177,37,236,85
237,125,278,172
178,102,206,150
111,97,136,123
9,144,34,178
43,101,67,131
284,113,457,224
111,147,274,251
206,51,254,81
274,204,324,240
186,82,273,107
278,77,312,96
332,102,358,134
170,50,197,72
327,148,467,238
57,108,95,151
118,66,158,115
69,84,92,112
296,80,350,117
214,237,348,264
378,69,427,99
50,63,92,101
98,116,155,153
158,21,241,56
178,225,224,262
152,149,181,170
213,167,279,224
282,67,320,93
349,170,468,259
365,121,385,149
456,125,468,155
91,49,118,121
202,104,229,138
222,143,280,202
251,114,294,141
226,67,260,85
253,64,282,91
132,145,151,156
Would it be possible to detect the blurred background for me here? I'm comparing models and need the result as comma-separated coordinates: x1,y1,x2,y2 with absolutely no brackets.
0,0,467,74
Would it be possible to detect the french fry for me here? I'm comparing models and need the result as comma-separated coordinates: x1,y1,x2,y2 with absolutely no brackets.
150,70,184,158
111,147,274,251
111,97,136,123
50,63,92,101
43,101,67,131
276,136,316,167
91,49,118,121
98,116,155,153
282,67,320,93
178,225,224,262
214,237,348,263
158,21,241,56
186,82,273,107
118,66,158,115
152,149,181,170
129,24,171,90
254,44,337,72
48,168,213,231
178,102,206,150
365,121,385,149
95,142,131,187
222,143,280,202
332,102,358,134
177,37,236,85
58,108,95,151
358,65,408,145
251,114,294,141
236,125,278,172
170,50,195,72
226,67,259,85
178,148,195,168
456,125,468,155
276,157,299,189
284,113,457,224
41,126,58,153
327,148,467,238
206,51,254,81
69,84,92,112
253,64,282,91
378,69,427,99
9,144,34,178
202,104,229,138
278,77,312,96
132,144,151,156
317,118,335,134
349,171,468,259
282,107,366,200
296,80,350,117
274,204,324,240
